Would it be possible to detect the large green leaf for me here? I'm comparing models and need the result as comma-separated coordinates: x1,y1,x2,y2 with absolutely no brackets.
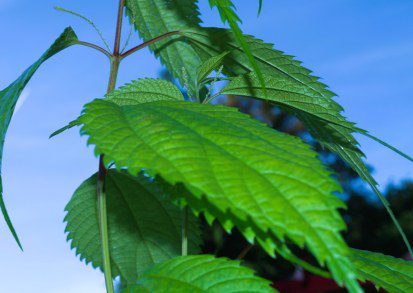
65,170,200,284
79,99,361,291
182,27,412,254
125,0,203,89
351,249,413,293
122,255,275,292
0,27,78,248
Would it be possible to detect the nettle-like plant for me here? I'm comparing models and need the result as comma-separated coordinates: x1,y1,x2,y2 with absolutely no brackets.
2,1,413,292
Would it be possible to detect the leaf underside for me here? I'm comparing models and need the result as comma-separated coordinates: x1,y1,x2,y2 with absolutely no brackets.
65,169,201,284
122,255,275,292
79,98,360,291
221,72,355,130
0,27,78,248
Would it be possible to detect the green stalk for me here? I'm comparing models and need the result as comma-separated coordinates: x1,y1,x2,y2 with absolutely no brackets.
97,1,124,293
182,206,189,256
97,155,114,293
98,58,120,293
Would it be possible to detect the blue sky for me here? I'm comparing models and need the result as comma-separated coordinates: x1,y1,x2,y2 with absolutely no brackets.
0,1,412,292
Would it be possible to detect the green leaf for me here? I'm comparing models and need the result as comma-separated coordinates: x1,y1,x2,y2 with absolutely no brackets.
208,0,267,96
125,0,203,90
196,51,229,84
79,99,361,291
182,27,332,92
49,119,81,139
297,115,413,256
208,0,241,24
105,78,185,105
50,78,184,138
351,249,413,293
65,170,200,284
221,72,356,130
0,27,78,248
122,255,275,292
363,132,413,163
258,0,263,16
183,28,412,255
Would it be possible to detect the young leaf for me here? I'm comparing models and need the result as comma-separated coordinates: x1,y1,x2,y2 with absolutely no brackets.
122,255,275,292
105,78,185,105
0,27,78,248
79,99,361,291
196,51,229,84
125,0,202,90
351,249,413,292
65,170,200,284
208,0,267,95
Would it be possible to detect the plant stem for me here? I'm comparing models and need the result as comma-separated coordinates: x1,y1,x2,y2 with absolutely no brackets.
113,0,125,56
97,1,124,293
236,244,253,260
120,31,181,60
107,57,121,92
76,41,112,59
182,205,189,256
97,155,113,293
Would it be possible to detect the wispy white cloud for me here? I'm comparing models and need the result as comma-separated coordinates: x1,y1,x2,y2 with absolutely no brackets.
321,42,413,72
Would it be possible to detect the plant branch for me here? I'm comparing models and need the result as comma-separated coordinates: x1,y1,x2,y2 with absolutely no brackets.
75,41,112,59
236,244,253,260
281,251,332,279
97,2,124,293
120,31,181,60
